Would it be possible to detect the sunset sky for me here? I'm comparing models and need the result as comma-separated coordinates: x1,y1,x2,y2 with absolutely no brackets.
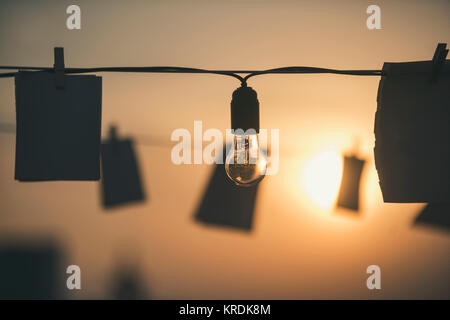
0,0,449,299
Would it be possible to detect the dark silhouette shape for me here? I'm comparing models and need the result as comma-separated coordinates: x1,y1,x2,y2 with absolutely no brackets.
0,241,65,299
336,155,365,211
231,85,260,132
53,47,65,89
14,71,102,181
431,43,449,83
414,203,450,233
101,126,146,208
374,57,450,202
109,265,149,300
195,151,260,231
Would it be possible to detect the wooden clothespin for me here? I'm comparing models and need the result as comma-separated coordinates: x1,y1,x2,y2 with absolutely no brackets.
53,47,65,89
109,125,120,153
109,125,119,143
431,43,448,83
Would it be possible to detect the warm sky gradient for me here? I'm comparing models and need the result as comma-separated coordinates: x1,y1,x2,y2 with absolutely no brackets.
0,0,449,299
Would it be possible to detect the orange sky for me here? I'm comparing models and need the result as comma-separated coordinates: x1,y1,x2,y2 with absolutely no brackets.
0,0,449,299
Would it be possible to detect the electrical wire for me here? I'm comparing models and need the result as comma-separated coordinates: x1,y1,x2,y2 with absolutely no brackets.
0,122,366,160
0,73,16,78
0,122,172,147
243,66,384,82
0,65,385,84
0,66,245,82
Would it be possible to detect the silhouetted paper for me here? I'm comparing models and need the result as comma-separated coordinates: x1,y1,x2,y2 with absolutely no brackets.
0,242,64,299
414,203,450,233
336,155,365,211
195,163,259,231
14,71,102,181
101,135,145,208
374,60,450,202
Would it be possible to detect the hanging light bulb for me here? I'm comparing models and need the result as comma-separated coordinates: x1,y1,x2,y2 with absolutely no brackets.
225,84,267,187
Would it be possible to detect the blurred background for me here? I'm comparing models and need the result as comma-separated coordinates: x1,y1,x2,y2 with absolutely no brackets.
0,0,449,299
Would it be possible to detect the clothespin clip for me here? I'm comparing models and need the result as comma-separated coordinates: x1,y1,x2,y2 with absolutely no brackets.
109,125,118,144
53,47,65,89
430,43,448,83
109,125,120,153
351,136,360,159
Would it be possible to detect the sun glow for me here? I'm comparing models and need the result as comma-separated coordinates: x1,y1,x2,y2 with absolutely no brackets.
301,151,343,210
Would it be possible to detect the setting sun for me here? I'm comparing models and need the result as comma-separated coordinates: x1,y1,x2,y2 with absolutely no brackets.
302,151,343,210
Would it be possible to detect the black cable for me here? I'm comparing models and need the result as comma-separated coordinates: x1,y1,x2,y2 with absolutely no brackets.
0,65,385,84
243,66,384,82
0,66,246,82
0,72,17,78
0,122,170,147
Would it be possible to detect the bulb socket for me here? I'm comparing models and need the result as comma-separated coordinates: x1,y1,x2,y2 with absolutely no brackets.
230,85,260,133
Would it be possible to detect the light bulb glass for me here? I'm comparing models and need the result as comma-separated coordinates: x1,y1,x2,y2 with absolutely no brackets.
225,134,267,187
